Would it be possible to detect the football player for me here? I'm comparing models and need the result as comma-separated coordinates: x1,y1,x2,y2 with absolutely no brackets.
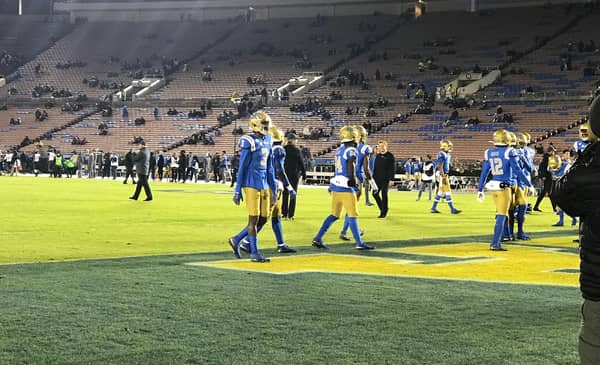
430,140,461,214
550,151,577,227
339,125,377,240
234,126,298,254
503,131,520,241
477,129,532,251
228,111,278,263
574,121,594,156
312,126,374,250
513,132,533,240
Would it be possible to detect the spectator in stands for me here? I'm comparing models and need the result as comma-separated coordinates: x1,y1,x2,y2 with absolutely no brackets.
443,109,459,128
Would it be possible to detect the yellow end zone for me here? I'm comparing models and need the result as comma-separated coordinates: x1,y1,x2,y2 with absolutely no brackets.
188,243,579,287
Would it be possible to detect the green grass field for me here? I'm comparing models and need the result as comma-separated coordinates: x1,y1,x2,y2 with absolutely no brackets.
0,177,581,364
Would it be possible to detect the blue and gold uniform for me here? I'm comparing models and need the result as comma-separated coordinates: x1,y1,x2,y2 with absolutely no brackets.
356,142,373,183
477,129,532,250
574,122,593,156
550,153,577,227
232,126,297,254
236,132,276,217
229,111,277,263
313,126,373,250
513,132,533,240
430,140,461,213
340,135,375,240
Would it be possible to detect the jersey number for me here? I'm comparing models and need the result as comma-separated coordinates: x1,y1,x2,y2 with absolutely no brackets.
260,148,269,167
490,157,504,175
335,156,343,174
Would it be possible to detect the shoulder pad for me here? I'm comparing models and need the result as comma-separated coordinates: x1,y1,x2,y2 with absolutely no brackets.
239,135,256,151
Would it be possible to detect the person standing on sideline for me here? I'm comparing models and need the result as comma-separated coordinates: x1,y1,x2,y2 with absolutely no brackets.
227,111,277,262
230,151,240,188
204,153,212,183
533,146,556,212
48,149,55,177
417,154,435,201
282,133,306,220
149,151,156,180
312,126,373,250
372,140,395,218
430,140,462,214
157,152,164,181
129,141,153,201
110,152,119,180
123,149,136,184
33,150,40,177
550,96,600,365
54,151,63,178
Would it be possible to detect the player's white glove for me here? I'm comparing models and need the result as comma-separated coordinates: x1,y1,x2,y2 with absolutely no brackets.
286,185,296,198
477,191,485,203
369,178,379,193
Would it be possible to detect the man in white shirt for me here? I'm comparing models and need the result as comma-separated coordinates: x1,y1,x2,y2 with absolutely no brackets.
33,151,41,176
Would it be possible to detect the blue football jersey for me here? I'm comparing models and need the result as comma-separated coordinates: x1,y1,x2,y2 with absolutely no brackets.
551,161,569,179
236,133,273,190
437,151,451,174
574,140,590,153
356,143,373,182
478,146,530,192
272,144,288,185
330,145,357,193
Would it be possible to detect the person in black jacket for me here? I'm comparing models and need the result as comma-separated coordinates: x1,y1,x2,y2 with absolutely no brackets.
533,146,557,212
551,96,600,365
282,133,306,220
123,148,136,184
372,140,395,218
157,153,164,181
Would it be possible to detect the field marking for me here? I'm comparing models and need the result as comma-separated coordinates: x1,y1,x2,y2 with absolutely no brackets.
188,243,579,287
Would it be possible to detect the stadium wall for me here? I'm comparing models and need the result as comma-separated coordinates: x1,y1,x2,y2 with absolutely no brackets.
54,0,590,22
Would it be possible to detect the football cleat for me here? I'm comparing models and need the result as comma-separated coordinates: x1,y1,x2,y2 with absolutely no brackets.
552,222,564,227
239,239,250,254
228,237,241,259
277,244,297,253
366,201,374,206
489,245,508,251
312,238,328,250
451,209,462,214
430,209,441,214
339,233,351,241
516,233,531,240
355,243,374,250
250,253,270,263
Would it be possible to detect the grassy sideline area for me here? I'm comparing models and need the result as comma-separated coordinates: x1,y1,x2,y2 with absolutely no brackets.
0,177,582,364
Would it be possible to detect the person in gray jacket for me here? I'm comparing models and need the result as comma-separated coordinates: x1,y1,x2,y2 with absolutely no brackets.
129,140,153,201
